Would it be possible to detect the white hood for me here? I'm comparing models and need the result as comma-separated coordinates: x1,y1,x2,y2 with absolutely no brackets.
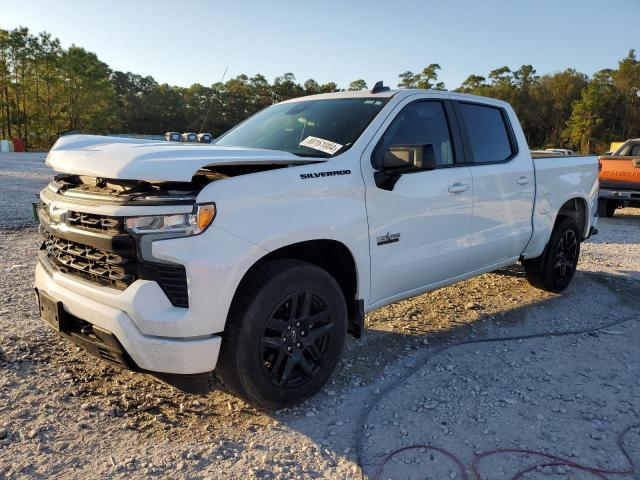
46,135,323,182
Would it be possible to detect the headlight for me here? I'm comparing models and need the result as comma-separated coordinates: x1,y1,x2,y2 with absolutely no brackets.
125,203,216,236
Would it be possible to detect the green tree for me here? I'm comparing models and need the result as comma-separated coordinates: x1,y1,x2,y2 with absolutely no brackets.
487,66,515,102
183,83,216,133
112,71,160,133
1,25,637,154
398,65,445,90
60,46,115,132
0,29,14,139
512,65,537,89
348,79,368,91
249,74,272,110
566,69,624,153
303,79,321,95
34,32,64,145
537,69,588,148
272,73,304,102
510,65,540,145
612,49,640,139
457,74,487,94
488,66,512,85
319,82,339,93
6,28,30,140
416,64,445,90
398,70,418,89
222,74,255,129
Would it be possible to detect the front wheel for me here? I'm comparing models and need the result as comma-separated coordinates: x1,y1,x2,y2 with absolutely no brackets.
217,259,347,409
522,216,581,293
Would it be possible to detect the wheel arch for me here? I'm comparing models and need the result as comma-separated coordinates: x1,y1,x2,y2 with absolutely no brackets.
556,196,589,239
229,239,363,338
522,194,591,260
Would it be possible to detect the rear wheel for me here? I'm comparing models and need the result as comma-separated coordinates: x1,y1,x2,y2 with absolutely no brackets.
217,259,347,408
597,199,618,218
523,216,581,293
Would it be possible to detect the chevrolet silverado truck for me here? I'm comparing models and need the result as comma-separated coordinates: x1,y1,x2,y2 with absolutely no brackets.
598,138,640,217
34,85,599,408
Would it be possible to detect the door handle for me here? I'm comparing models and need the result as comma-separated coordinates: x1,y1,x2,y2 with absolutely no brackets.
448,182,470,194
517,176,529,186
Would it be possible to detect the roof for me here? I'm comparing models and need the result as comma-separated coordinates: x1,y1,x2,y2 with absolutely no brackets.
280,89,399,103
280,88,512,110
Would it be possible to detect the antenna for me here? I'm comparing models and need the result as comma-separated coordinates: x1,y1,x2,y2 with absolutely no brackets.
371,81,390,94
199,66,229,134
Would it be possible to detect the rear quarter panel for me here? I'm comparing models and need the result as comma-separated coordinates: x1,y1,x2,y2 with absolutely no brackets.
522,155,599,259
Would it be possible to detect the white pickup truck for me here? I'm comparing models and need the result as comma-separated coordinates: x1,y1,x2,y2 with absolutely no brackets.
34,85,599,408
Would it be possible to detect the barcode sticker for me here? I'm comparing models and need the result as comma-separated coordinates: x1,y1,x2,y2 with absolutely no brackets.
299,136,343,155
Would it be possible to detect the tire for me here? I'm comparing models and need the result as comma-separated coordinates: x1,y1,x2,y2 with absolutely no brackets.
597,199,617,218
217,259,347,409
522,216,581,293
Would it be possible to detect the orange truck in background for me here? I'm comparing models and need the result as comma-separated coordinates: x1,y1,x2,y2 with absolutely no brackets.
598,138,640,217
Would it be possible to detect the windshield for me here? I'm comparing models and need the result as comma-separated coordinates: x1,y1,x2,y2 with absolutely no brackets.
214,98,389,157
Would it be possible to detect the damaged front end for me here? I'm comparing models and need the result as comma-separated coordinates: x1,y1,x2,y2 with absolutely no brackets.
42,171,217,207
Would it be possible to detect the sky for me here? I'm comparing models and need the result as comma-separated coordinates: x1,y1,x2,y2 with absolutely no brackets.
1,0,638,90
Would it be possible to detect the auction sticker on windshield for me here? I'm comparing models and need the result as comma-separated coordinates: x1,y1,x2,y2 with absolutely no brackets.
299,136,343,155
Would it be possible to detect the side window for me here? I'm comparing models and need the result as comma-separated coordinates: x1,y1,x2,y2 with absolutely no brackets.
457,103,514,163
374,102,454,167
630,144,640,156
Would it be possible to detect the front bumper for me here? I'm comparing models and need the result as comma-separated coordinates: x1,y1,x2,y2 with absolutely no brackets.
35,259,221,379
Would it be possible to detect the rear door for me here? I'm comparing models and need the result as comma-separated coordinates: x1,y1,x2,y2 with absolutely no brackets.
362,96,473,305
453,101,535,271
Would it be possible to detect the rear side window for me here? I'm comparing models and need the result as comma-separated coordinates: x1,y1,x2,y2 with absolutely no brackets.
457,103,514,163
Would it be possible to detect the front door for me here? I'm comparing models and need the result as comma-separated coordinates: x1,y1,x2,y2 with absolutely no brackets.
363,99,473,305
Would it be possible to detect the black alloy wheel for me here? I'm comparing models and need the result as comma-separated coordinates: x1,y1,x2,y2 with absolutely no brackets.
260,290,334,388
553,229,578,282
217,259,347,408
523,216,581,293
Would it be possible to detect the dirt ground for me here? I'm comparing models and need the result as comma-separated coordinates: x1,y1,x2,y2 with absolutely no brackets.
0,153,639,479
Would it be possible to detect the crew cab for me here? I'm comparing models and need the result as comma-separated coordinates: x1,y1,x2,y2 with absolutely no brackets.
598,138,640,217
34,85,599,408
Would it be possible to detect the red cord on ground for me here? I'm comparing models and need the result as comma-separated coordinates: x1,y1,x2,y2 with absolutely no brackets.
371,424,639,480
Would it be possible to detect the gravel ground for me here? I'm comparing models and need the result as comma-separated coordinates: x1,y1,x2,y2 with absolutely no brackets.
0,153,639,479
0,153,50,229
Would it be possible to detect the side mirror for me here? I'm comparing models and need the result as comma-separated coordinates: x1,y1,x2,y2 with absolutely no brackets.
380,144,437,171
374,143,437,191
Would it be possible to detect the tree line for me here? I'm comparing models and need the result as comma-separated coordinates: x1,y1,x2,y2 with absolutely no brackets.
1,26,638,153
